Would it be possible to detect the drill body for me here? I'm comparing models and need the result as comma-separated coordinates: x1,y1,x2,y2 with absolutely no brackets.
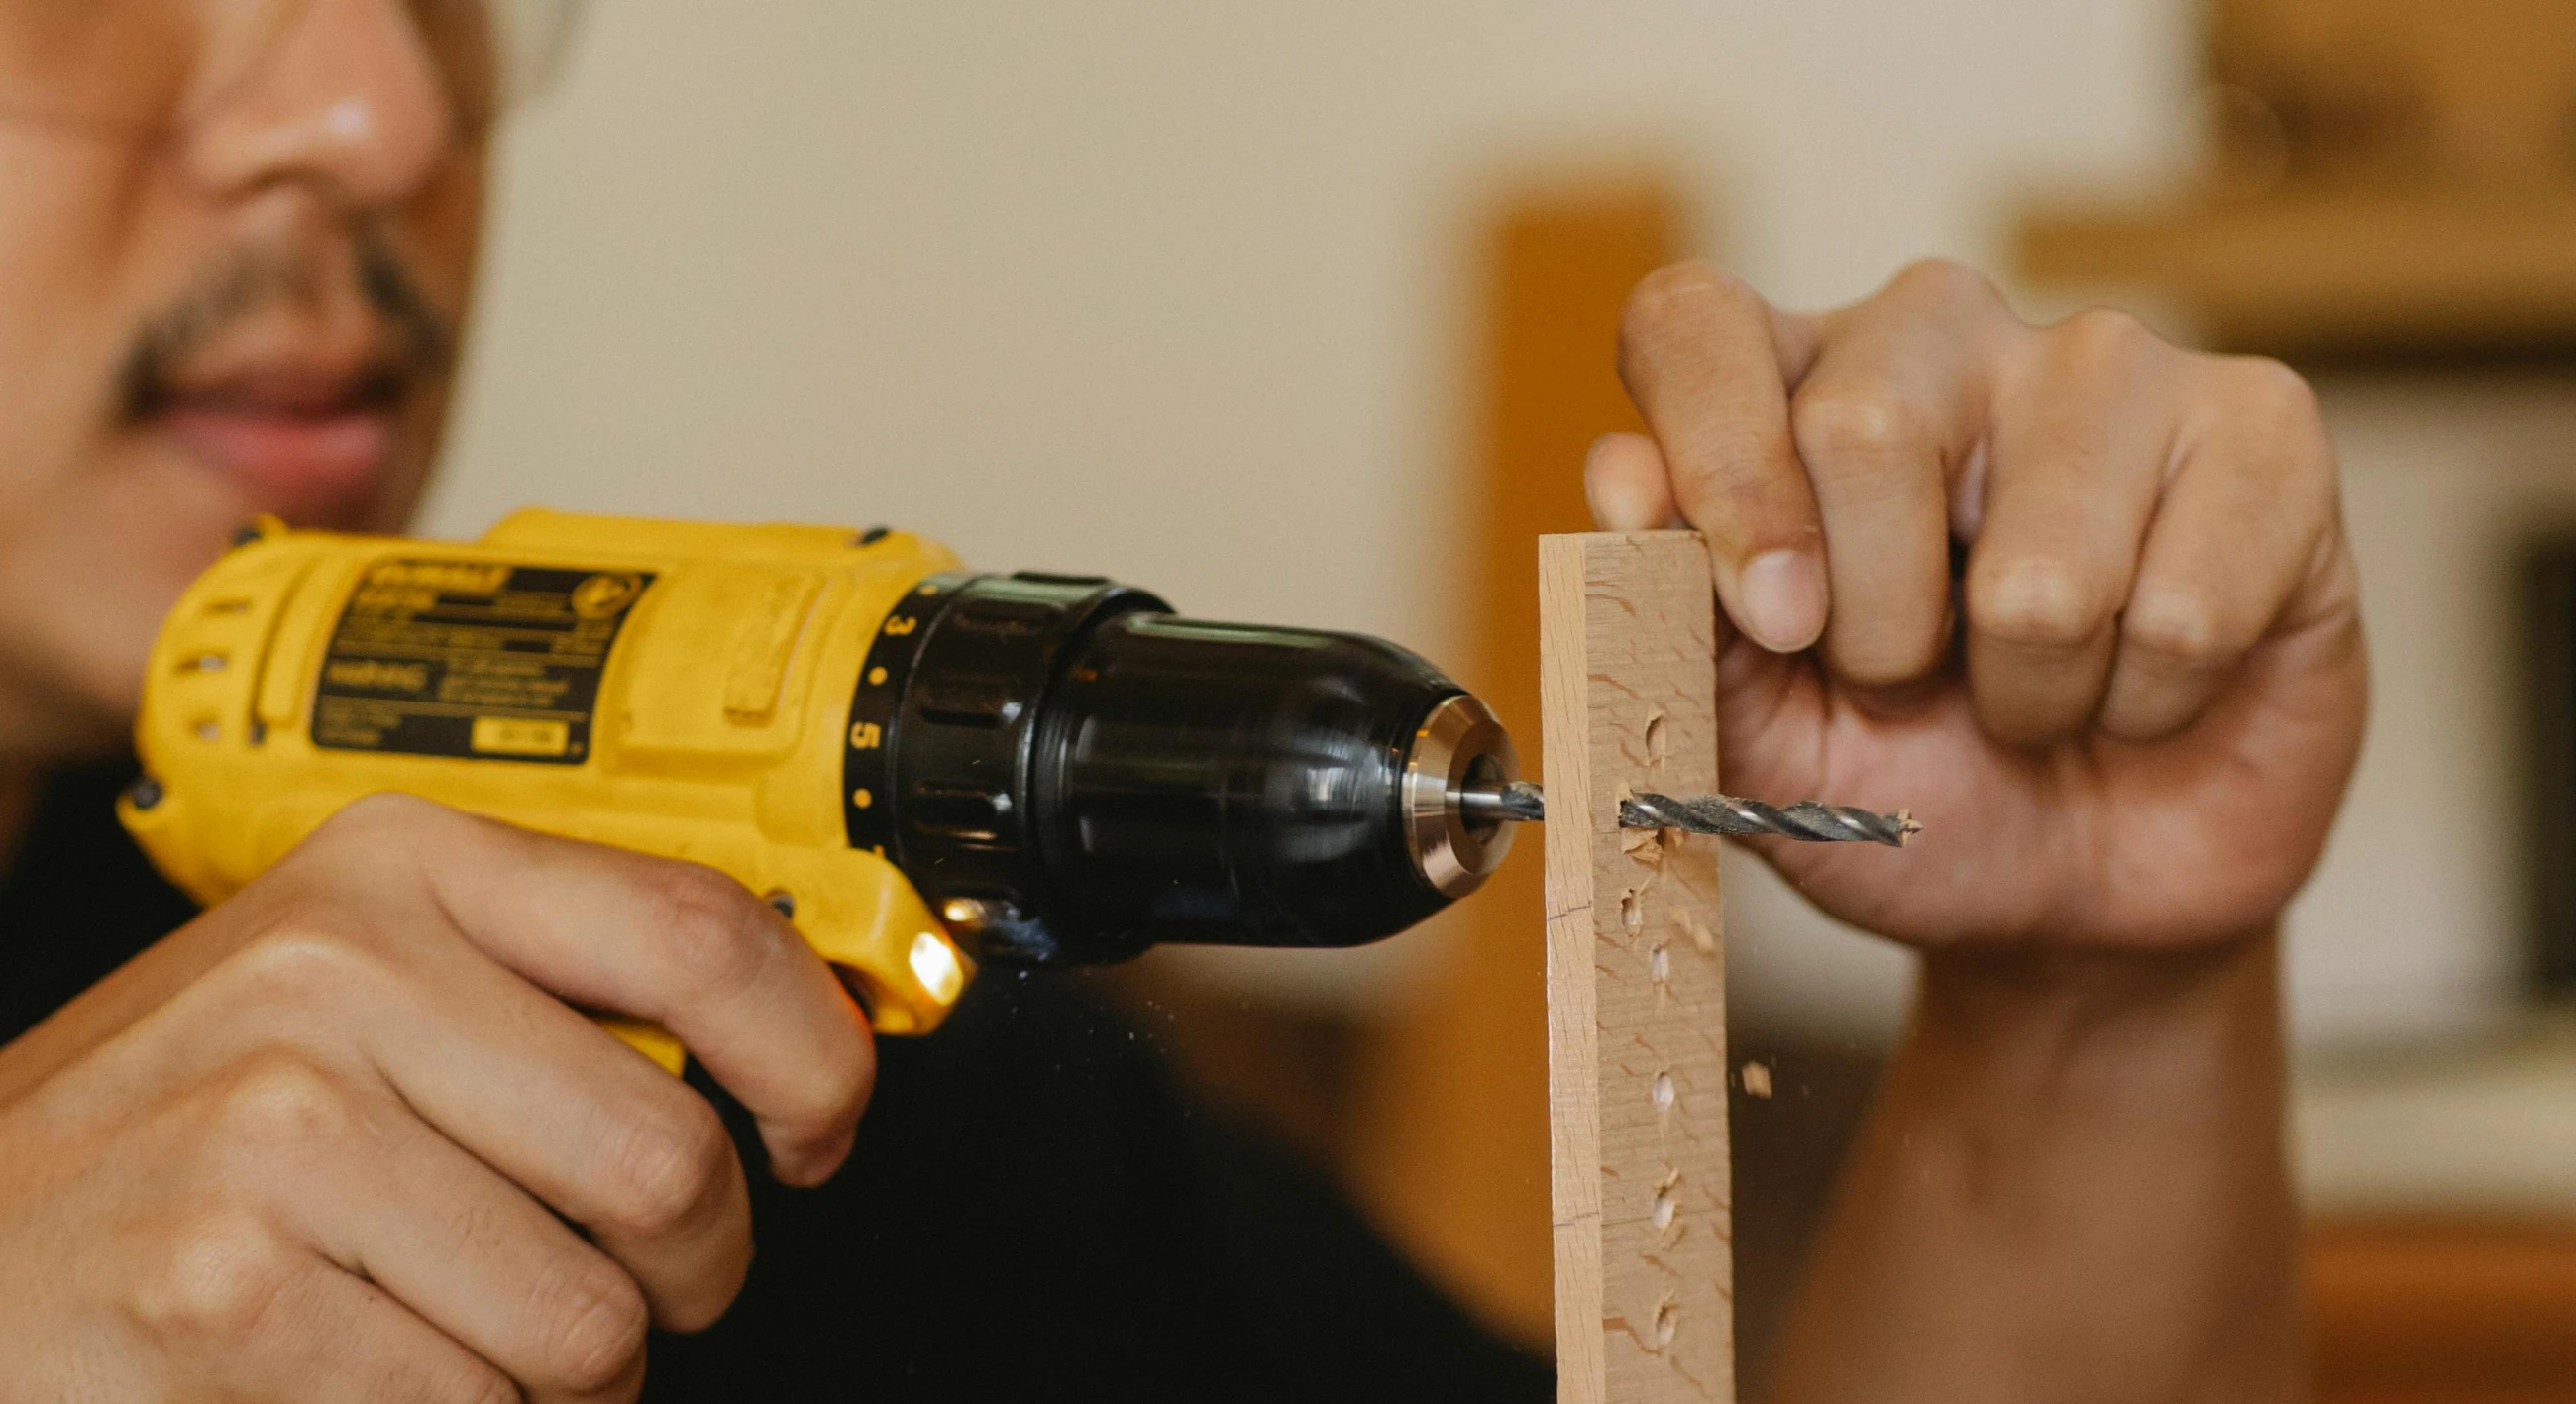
124,509,972,1038
123,510,1520,1049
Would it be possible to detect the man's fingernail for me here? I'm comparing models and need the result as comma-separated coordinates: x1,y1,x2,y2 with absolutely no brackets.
1737,550,1827,653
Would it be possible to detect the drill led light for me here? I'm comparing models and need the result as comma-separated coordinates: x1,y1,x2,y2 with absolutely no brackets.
908,931,967,1006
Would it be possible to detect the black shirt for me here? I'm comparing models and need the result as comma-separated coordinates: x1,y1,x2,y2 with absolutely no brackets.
0,761,1551,1402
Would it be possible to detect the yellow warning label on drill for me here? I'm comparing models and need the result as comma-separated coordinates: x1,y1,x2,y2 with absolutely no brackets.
311,559,653,765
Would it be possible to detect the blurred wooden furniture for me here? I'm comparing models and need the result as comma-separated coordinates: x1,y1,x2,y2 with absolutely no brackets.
2020,190,2576,357
1542,531,1733,1402
2207,0,2576,192
2310,1220,2576,1403
2017,0,2576,357
1347,182,1685,1346
2296,1043,2576,1401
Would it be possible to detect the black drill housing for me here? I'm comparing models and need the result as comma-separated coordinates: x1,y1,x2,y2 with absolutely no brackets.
843,572,1464,966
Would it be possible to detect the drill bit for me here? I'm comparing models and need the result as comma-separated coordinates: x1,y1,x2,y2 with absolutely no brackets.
1457,779,1917,848
1617,790,1917,846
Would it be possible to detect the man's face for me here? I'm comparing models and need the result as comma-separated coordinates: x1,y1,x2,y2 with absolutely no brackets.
0,0,497,760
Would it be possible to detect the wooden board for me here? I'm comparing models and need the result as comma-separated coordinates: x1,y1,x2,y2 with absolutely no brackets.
1542,531,1733,1403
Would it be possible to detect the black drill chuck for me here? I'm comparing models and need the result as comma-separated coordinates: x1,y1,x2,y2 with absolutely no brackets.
843,572,1519,966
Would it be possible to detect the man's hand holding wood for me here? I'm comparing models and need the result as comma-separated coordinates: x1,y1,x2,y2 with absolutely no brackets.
1597,259,2366,1401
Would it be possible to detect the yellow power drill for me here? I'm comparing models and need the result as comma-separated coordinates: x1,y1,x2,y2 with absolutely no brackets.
120,509,1523,1065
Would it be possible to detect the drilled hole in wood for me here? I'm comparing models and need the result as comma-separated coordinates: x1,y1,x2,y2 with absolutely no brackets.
1645,710,1667,766
1649,944,1669,983
1652,1071,1674,1111
1654,1300,1678,1348
1652,1187,1675,1230
1621,890,1644,935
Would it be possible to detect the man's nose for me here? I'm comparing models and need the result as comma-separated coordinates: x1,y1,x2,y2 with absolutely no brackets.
178,0,458,207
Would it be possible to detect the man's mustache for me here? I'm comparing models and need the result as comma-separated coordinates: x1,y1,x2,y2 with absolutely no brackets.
118,224,456,419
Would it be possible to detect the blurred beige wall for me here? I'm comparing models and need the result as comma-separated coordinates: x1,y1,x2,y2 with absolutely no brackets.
423,0,2221,1042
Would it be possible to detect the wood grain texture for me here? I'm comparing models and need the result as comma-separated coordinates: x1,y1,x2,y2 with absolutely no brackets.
1542,531,1733,1403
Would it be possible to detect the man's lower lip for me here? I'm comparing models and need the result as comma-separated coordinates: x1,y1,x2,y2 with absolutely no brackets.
156,406,392,521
